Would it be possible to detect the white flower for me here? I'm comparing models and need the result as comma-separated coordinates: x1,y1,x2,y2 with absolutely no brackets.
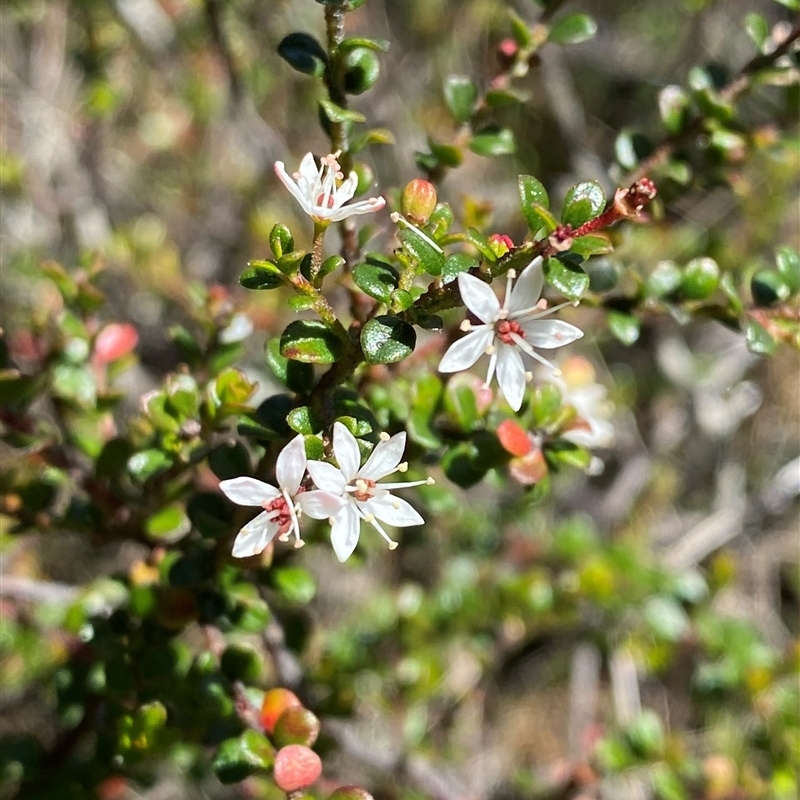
274,151,386,223
306,422,434,563
544,356,615,449
439,257,583,412
219,435,344,557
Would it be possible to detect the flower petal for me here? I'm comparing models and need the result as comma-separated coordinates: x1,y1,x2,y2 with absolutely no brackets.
520,319,584,349
508,257,544,314
297,489,345,519
361,494,424,527
327,196,386,222
296,152,320,184
275,435,307,495
439,327,494,373
496,344,526,412
358,432,406,481
330,502,361,562
274,161,316,218
332,421,361,480
335,172,358,205
231,511,277,557
457,272,500,323
306,460,347,495
219,477,279,506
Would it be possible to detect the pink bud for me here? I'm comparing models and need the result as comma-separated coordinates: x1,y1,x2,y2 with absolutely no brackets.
94,323,138,363
274,745,322,792
497,419,532,457
401,179,438,224
488,234,514,257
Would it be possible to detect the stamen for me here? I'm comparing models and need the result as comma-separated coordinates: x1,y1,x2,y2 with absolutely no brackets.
426,477,435,485
485,344,496,355
388,541,399,550
294,539,305,549
513,299,576,319
379,431,391,441
397,462,409,473
357,508,396,547
278,532,290,542
390,212,443,253
459,319,473,332
392,500,400,509
524,371,533,382
509,333,558,371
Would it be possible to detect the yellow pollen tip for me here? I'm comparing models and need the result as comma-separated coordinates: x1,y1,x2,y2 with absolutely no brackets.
572,300,580,307
327,517,336,525
388,541,399,550
364,513,375,522
294,540,305,549
355,479,368,492
278,533,290,542
426,477,436,485
508,269,517,279
390,211,401,223
552,368,562,377
398,462,409,473
392,500,400,509
485,344,495,355
459,319,472,332
524,371,533,382
379,431,390,441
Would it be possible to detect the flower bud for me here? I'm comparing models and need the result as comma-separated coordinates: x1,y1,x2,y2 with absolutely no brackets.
274,745,322,792
94,323,138,363
269,223,294,259
488,234,514,258
273,705,321,748
401,179,437,224
260,688,302,734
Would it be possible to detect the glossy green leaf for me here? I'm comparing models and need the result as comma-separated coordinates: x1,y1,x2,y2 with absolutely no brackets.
751,270,790,307
444,75,477,122
548,13,597,45
775,245,800,293
265,338,315,394
658,85,690,134
744,13,769,52
212,731,275,785
286,406,322,435
240,261,284,290
518,175,550,228
527,202,558,235
145,504,191,542
353,260,399,303
319,98,366,124
607,310,641,345
277,32,328,77
681,257,720,300
127,449,172,482
51,364,96,408
399,227,445,276
280,321,342,364
561,181,606,227
544,257,589,300
615,130,653,170
220,643,262,683
339,36,390,52
361,316,416,364
468,128,515,157
570,233,612,258
269,224,294,259
647,261,682,298
442,253,478,284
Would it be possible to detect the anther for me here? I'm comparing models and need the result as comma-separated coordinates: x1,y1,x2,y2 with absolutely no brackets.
508,269,517,279
485,344,495,355
388,541,399,550
459,319,473,332
294,540,305,549
524,371,533,382
426,477,436,485
364,513,375,523
397,462,409,473
379,431,391,441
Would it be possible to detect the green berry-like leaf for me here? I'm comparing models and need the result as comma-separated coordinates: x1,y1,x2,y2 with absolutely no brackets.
280,321,342,364
561,181,606,228
361,316,416,365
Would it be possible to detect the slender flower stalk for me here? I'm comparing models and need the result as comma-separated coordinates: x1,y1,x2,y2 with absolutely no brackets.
274,151,385,224
306,422,434,563
439,257,583,412
219,435,344,557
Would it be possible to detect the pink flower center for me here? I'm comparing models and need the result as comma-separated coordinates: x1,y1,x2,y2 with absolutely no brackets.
353,478,376,502
496,319,524,345
263,496,291,533
316,193,336,208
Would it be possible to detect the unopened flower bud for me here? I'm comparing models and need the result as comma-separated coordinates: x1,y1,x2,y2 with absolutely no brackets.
274,745,322,792
401,179,437,224
488,234,514,258
273,706,321,748
260,688,302,734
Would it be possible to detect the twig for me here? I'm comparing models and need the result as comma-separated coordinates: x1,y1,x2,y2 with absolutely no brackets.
625,22,800,184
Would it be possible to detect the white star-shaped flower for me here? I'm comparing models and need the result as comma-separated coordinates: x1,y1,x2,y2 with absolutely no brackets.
547,357,615,450
306,422,434,563
274,151,386,223
219,435,344,557
439,257,583,412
